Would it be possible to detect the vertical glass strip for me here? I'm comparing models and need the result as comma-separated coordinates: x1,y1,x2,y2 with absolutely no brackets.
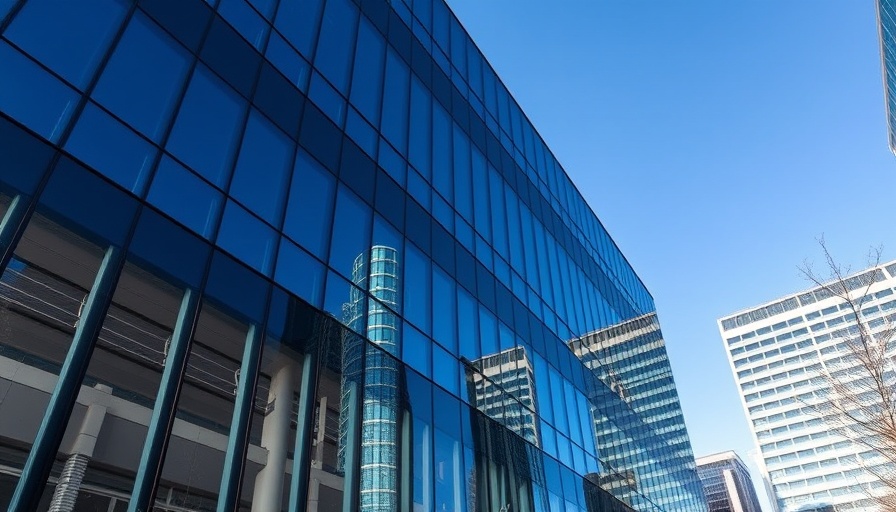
288,350,320,511
0,194,31,273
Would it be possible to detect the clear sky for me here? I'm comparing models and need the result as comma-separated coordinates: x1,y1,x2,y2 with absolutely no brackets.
446,1,895,510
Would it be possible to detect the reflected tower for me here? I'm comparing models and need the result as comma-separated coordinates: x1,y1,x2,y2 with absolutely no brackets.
339,246,402,512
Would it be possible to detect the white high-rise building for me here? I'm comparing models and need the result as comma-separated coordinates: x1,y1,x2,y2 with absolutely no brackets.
718,261,896,512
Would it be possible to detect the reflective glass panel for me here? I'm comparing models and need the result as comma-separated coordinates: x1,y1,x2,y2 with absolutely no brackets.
92,13,191,141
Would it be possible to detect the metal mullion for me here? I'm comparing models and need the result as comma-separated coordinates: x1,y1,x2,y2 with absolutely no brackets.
288,347,321,512
216,287,273,512
127,286,203,512
8,244,127,512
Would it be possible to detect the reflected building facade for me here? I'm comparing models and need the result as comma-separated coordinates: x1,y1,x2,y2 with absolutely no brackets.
877,0,896,154
570,314,708,512
0,0,705,511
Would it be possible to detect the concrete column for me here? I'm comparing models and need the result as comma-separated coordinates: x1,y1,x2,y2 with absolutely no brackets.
251,354,298,512
48,384,112,512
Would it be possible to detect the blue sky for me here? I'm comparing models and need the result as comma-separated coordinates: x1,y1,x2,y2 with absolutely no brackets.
447,0,895,509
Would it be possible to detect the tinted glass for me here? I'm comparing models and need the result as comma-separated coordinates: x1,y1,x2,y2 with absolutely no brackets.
4,0,128,89
229,110,293,225
0,42,78,143
147,155,223,239
92,13,191,141
282,150,336,259
217,200,278,275
166,65,247,187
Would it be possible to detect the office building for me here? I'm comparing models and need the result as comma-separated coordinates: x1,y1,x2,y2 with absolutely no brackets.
877,0,896,154
571,313,708,512
719,262,896,512
695,451,763,512
0,0,705,511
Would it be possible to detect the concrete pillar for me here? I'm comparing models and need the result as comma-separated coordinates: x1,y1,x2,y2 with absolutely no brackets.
48,383,112,512
251,354,298,512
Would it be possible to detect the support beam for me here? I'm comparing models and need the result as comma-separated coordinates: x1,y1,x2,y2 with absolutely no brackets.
341,378,361,512
0,194,31,278
128,288,201,512
218,323,265,512
9,246,124,512
288,351,320,512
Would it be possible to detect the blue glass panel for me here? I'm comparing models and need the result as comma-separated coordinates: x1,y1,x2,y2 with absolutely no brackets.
0,116,54,194
432,265,456,352
471,148,491,239
147,155,223,239
219,0,269,50
314,0,358,93
92,13,191,141
457,287,479,360
478,306,497,357
408,76,432,181
248,0,276,18
130,208,211,288
0,42,78,143
431,101,452,202
349,17,385,126
328,185,372,280
432,344,458,395
166,65,246,187
345,107,378,160
217,200,278,275
381,48,409,154
404,243,431,334
274,0,324,58
275,238,326,308
4,0,128,89
402,323,431,377
265,31,310,92
229,109,293,225
65,102,157,195
309,72,346,126
282,149,336,259
452,124,472,222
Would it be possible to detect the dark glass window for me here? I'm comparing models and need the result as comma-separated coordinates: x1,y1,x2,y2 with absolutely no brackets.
0,42,78,143
328,185,372,280
349,17,385,126
4,0,128,89
219,0,270,50
282,149,336,259
229,109,293,225
381,48,409,154
402,323,431,377
273,0,324,58
166,65,247,187
457,287,479,361
64,102,157,195
92,13,191,141
217,199,278,275
309,71,346,126
432,100,452,202
432,265,456,353
314,0,358,93
265,31,310,92
147,155,223,239
453,124,472,221
404,243,431,334
408,75,432,181
275,238,326,308
472,148,491,239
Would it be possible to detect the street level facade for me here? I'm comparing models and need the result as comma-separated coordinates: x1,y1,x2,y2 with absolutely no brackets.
719,262,896,512
695,451,763,512
0,0,706,511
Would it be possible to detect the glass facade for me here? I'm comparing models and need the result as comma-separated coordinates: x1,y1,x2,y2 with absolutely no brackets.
877,0,896,154
0,0,705,511
720,264,896,512
695,452,763,512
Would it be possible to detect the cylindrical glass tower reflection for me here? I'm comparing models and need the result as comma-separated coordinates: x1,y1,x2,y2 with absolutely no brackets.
339,246,402,512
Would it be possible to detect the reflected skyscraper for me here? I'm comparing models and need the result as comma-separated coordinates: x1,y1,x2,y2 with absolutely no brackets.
571,313,707,512
468,346,540,447
340,246,404,512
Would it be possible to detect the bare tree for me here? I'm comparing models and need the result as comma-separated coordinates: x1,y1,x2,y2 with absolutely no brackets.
799,238,896,511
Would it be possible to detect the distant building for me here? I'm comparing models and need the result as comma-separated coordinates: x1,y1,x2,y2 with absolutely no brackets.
696,451,763,512
468,346,540,447
877,0,896,154
719,262,896,511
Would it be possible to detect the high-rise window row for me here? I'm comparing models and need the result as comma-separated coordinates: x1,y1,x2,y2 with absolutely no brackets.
0,0,706,511
719,262,896,512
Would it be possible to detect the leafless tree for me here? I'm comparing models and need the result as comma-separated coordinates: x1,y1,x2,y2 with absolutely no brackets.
799,238,896,511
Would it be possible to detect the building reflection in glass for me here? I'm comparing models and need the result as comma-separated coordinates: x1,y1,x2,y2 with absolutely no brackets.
339,246,405,512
